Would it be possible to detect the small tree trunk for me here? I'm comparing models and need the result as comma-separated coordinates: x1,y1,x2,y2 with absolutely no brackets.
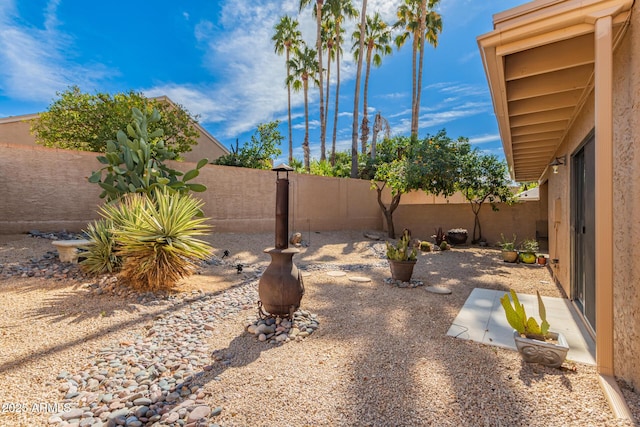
376,186,401,238
471,202,482,243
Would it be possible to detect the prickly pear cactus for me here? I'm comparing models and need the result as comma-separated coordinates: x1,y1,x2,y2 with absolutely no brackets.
89,107,208,201
500,289,550,341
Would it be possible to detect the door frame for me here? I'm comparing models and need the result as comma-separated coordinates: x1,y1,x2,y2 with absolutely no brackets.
570,129,596,335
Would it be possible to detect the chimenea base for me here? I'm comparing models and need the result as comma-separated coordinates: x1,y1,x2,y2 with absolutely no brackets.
258,247,304,318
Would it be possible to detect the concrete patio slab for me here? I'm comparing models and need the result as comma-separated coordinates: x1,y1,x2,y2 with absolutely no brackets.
447,288,596,365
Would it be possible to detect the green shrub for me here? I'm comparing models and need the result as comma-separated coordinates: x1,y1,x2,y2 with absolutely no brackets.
420,241,431,252
439,241,449,251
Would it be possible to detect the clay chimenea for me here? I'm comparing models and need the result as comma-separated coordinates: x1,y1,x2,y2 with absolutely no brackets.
257,164,304,318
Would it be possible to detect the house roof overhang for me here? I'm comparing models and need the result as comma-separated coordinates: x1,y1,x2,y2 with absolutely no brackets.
477,0,633,182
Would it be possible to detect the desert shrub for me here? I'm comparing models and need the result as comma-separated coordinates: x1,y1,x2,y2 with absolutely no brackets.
80,219,121,274
105,188,212,291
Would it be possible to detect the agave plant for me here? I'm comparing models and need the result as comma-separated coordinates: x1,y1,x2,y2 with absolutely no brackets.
109,188,212,291
80,218,121,274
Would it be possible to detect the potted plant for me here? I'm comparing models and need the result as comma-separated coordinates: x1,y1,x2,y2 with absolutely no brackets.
386,234,418,282
500,289,569,368
537,254,547,266
499,233,518,263
518,238,539,264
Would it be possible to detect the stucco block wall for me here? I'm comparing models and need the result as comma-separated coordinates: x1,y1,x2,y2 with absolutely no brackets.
391,200,541,246
612,4,640,389
0,143,382,234
0,143,103,233
0,119,35,147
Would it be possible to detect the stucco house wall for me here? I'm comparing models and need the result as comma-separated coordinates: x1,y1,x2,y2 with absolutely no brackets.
611,3,640,387
547,3,640,388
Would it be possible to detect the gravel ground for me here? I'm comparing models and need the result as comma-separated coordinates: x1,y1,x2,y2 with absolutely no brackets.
0,230,639,426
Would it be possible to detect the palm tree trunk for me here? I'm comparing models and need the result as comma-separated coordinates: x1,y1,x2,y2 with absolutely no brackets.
351,0,367,178
286,48,293,163
303,80,310,172
331,45,341,166
411,35,419,138
316,1,326,162
414,0,427,139
324,45,332,162
361,48,373,155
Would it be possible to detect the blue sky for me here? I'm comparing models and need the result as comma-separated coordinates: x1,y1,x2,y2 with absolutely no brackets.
0,0,525,163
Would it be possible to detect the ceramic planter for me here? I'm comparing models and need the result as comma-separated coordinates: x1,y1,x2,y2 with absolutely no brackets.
519,251,537,264
513,330,569,368
388,259,417,282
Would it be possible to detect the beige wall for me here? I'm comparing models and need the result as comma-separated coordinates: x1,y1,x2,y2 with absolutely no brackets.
611,4,640,388
392,200,541,247
0,143,104,233
1,143,545,243
547,92,595,297
546,2,640,388
0,143,382,234
0,118,36,147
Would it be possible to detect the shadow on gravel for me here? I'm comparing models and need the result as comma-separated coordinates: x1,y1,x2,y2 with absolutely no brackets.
0,282,247,376
311,248,578,426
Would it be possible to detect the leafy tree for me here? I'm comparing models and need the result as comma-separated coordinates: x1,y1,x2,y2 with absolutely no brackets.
272,16,303,164
213,121,283,170
394,0,443,138
352,12,392,155
456,149,515,243
371,130,468,238
88,107,207,202
31,86,200,155
287,44,319,172
310,151,352,177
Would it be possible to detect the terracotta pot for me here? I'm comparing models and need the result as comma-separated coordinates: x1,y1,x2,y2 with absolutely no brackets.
388,259,417,282
537,256,547,265
502,250,518,263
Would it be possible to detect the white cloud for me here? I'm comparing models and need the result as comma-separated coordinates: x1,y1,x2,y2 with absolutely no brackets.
0,0,112,102
469,134,501,145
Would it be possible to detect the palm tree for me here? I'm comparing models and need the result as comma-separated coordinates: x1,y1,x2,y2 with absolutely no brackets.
272,16,303,164
352,12,392,156
324,0,358,166
287,45,319,172
351,0,367,178
321,17,337,162
394,0,442,139
300,0,326,162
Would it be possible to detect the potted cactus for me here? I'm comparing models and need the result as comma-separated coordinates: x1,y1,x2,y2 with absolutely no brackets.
518,238,539,264
500,290,569,368
386,234,418,282
499,233,518,263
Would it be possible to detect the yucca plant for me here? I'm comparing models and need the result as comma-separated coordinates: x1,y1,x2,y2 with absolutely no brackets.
80,218,121,274
110,188,212,291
